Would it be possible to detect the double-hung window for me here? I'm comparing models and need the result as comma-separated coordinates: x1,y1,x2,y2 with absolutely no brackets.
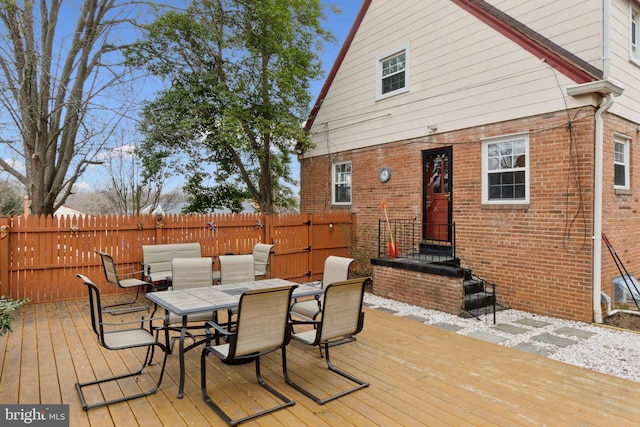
376,47,409,99
482,134,529,204
614,133,630,190
631,4,640,63
332,161,352,205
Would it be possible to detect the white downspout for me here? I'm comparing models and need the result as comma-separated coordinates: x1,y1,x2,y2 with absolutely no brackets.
592,0,612,324
592,93,614,324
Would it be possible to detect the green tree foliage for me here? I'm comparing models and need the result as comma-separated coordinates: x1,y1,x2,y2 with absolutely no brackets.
127,0,334,213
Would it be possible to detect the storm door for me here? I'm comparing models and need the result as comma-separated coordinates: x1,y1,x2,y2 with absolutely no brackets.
422,148,452,242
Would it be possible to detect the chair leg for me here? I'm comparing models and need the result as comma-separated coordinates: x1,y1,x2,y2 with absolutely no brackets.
284,343,369,405
201,347,295,426
75,340,169,410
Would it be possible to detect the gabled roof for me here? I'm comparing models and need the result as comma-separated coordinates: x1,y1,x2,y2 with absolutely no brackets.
304,0,603,132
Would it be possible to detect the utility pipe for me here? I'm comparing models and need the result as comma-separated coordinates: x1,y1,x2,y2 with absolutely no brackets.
601,292,640,317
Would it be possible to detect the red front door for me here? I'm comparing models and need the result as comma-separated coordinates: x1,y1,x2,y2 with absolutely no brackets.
423,149,451,241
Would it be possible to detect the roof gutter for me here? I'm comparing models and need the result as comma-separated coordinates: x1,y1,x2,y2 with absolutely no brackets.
567,79,623,324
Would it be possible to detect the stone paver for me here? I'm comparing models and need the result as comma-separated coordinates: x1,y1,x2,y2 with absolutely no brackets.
532,333,576,348
515,318,551,328
374,307,397,315
492,323,530,335
466,331,507,344
513,342,555,357
554,327,596,339
432,323,464,332
403,315,428,323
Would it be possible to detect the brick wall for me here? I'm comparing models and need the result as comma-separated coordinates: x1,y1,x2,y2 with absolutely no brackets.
372,265,463,314
601,113,640,306
300,108,639,323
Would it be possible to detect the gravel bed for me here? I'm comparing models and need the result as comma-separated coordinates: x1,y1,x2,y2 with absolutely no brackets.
363,292,640,384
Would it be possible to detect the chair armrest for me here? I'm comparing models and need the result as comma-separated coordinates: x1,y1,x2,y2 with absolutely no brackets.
204,321,232,337
117,268,145,278
101,317,165,327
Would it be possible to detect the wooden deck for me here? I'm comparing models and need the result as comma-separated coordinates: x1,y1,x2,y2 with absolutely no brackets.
2,295,640,426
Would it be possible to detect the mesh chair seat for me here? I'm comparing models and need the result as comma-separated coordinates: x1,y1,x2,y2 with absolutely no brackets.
289,300,322,320
290,255,354,321
118,277,149,288
103,329,158,348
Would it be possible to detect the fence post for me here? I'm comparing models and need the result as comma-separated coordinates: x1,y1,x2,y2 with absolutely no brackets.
263,214,272,246
155,213,164,244
0,217,10,297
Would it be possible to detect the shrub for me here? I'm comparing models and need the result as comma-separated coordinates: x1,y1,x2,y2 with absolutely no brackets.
0,296,29,336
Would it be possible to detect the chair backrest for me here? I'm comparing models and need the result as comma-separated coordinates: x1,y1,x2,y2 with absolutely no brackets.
230,285,296,358
77,274,105,345
96,251,120,286
219,254,256,285
317,278,369,343
252,243,274,276
322,256,354,288
142,243,201,276
171,257,213,290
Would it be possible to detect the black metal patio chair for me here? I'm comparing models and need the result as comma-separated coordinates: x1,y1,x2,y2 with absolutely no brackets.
286,277,371,405
200,284,297,426
75,274,169,410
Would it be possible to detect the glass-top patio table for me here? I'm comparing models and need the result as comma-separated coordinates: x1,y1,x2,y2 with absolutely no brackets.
146,278,322,398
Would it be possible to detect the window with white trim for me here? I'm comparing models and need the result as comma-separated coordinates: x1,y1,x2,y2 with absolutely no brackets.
614,133,630,189
332,161,351,205
376,47,409,99
482,134,529,204
631,4,640,63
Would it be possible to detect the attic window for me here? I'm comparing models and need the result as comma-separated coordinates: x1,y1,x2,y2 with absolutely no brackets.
376,47,409,99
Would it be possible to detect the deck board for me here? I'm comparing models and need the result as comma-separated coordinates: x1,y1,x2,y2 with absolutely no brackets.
2,296,640,426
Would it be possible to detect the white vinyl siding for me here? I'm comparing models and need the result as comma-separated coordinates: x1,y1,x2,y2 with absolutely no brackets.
482,134,529,205
614,133,630,189
306,0,593,158
332,161,352,205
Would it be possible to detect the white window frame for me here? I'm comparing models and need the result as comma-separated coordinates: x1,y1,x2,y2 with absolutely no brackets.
376,45,410,100
630,3,640,64
481,133,530,205
614,133,631,190
332,161,352,205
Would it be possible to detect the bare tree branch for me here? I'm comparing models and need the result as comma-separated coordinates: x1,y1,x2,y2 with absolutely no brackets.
0,0,157,214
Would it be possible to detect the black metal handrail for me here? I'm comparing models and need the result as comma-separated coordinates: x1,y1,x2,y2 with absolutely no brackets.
378,219,456,263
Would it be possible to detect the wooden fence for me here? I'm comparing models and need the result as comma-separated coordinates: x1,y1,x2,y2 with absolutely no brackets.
0,212,355,303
